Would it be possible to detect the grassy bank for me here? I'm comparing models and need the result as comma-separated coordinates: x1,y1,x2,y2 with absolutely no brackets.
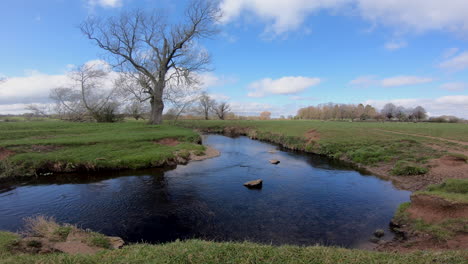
417,179,468,203
0,232,466,264
179,120,468,178
0,121,203,180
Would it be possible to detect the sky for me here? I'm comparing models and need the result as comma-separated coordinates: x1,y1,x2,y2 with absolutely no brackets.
1,0,468,118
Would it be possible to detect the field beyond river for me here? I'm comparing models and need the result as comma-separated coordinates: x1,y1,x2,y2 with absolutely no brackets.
0,119,467,263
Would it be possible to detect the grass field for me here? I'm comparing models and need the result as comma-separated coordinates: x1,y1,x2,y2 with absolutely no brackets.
0,232,466,264
0,121,203,179
179,120,468,176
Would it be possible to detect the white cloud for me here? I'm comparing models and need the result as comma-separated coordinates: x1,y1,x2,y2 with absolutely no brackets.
440,82,466,91
87,0,122,9
365,95,468,118
220,0,468,36
247,76,321,97
439,51,468,71
384,40,407,51
350,75,434,87
381,76,434,87
349,75,378,87
442,48,459,59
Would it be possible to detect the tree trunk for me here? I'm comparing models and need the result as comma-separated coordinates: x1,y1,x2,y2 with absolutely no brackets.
149,96,164,125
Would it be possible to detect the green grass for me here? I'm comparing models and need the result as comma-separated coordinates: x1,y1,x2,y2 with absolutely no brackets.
178,120,468,171
0,232,466,264
87,233,111,249
417,179,468,203
390,161,429,176
0,120,203,179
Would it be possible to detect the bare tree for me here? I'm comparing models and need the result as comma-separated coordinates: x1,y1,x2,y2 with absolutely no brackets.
214,101,230,120
259,111,271,120
381,103,397,120
80,0,220,125
412,106,427,121
124,100,149,120
50,63,121,122
198,92,215,120
26,104,49,117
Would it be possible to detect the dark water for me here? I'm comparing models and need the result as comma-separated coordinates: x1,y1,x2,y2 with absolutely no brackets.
0,135,410,248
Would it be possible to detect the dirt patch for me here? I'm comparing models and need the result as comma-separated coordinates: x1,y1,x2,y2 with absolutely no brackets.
189,146,220,161
0,147,14,160
378,233,468,252
154,138,180,146
407,194,468,223
305,129,320,144
31,145,62,153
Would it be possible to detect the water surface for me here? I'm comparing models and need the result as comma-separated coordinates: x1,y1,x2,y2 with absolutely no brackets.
0,135,410,247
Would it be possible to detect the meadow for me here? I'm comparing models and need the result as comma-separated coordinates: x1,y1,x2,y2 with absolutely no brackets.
0,120,203,180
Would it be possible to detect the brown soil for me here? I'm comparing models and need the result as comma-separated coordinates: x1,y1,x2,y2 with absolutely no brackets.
154,138,180,146
378,233,468,252
304,129,320,145
10,230,124,255
407,194,468,223
0,147,14,160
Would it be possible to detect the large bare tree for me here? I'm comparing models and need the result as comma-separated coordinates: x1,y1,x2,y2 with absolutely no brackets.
214,101,230,120
198,92,215,120
80,0,220,124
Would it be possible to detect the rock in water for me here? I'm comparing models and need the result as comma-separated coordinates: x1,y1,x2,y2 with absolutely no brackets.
244,179,263,189
269,159,280,164
374,229,385,238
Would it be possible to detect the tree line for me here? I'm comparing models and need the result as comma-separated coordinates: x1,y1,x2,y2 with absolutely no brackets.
296,103,431,122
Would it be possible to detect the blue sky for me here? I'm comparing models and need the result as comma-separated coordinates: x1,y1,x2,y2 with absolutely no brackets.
1,0,468,117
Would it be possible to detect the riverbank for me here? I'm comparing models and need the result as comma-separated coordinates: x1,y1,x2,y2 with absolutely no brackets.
1,230,466,264
177,120,468,252
0,121,214,181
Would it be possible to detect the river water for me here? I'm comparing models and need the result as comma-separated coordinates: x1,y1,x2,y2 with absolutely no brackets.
0,135,410,248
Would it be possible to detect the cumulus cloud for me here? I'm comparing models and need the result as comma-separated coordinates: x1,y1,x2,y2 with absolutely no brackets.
365,95,468,118
439,51,468,71
350,75,434,87
247,76,321,97
220,0,468,36
440,82,466,91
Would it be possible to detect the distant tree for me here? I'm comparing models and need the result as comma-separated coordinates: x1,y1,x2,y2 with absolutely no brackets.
197,92,215,120
412,106,427,121
214,102,230,120
80,0,220,124
394,106,407,121
381,103,397,120
362,104,377,120
26,104,49,117
259,111,271,120
124,100,149,120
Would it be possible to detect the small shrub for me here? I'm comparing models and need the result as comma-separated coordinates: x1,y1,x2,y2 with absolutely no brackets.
23,216,60,238
426,179,468,194
26,240,42,248
391,161,428,176
87,233,111,249
53,226,73,241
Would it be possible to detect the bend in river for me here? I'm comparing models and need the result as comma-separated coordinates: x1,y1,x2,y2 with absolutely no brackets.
0,135,410,248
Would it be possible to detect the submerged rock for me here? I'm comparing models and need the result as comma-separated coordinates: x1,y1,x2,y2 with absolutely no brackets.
243,179,263,189
269,159,280,164
369,237,380,244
